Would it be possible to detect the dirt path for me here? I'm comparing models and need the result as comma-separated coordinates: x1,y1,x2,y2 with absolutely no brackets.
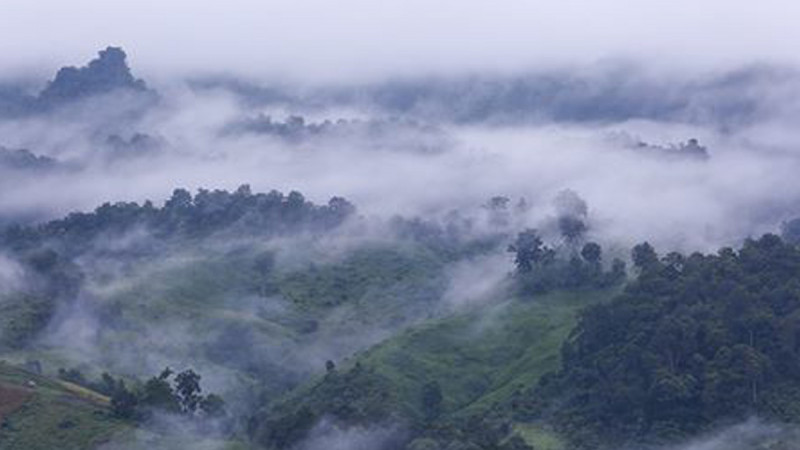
0,382,33,423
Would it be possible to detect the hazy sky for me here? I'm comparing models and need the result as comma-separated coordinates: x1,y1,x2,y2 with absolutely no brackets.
2,0,800,82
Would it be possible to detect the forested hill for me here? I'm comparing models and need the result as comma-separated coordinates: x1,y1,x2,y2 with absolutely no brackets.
0,186,357,353
8,185,800,449
247,232,800,450
524,234,800,448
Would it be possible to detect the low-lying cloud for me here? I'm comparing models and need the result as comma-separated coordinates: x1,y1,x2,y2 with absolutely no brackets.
2,76,800,253
659,419,800,450
0,253,25,296
297,418,405,450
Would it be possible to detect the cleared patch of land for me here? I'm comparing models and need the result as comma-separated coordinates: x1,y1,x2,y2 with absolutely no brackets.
0,382,33,423
0,361,129,450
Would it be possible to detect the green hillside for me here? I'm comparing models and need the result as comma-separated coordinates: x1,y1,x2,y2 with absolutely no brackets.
0,361,128,450
13,186,798,449
360,289,618,419
251,288,618,449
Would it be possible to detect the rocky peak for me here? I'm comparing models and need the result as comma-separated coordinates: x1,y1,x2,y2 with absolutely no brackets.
38,46,147,104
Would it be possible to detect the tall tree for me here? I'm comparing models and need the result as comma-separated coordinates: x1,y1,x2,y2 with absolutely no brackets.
175,369,203,414
508,229,551,272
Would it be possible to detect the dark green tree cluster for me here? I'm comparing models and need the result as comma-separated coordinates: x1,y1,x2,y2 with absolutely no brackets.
523,234,800,448
508,229,625,294
250,362,396,449
1,185,355,257
109,367,226,422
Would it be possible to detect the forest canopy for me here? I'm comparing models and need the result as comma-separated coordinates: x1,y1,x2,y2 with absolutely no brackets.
522,234,800,448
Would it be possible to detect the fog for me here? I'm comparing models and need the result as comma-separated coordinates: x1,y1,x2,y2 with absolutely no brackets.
3,86,800,252
4,4,800,449
657,419,800,450
297,419,404,450
4,42,800,402
3,1,800,82
1,37,799,256
0,253,24,295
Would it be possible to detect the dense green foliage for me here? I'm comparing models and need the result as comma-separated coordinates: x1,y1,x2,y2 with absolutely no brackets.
250,362,398,449
508,229,626,294
53,365,227,422
524,234,800,448
109,367,227,422
1,185,355,256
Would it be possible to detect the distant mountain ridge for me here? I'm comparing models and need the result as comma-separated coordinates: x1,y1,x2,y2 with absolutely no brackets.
0,146,58,171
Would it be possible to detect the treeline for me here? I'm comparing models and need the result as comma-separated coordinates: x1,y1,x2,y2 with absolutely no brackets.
222,113,453,154
58,366,226,423
519,234,800,448
508,228,626,294
1,185,355,255
225,114,445,142
0,186,355,348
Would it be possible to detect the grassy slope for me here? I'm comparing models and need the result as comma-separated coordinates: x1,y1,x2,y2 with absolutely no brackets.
4,238,613,449
97,428,252,450
4,243,448,386
102,243,446,336
357,289,617,421
260,287,616,450
0,361,128,450
515,423,566,450
2,243,451,449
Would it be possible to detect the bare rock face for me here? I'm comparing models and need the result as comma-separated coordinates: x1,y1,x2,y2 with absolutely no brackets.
38,47,148,105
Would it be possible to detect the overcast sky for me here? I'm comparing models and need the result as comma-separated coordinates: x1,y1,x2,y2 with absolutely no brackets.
2,0,799,82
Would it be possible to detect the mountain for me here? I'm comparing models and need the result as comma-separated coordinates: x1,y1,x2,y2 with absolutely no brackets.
0,47,155,118
5,187,800,450
38,47,148,106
